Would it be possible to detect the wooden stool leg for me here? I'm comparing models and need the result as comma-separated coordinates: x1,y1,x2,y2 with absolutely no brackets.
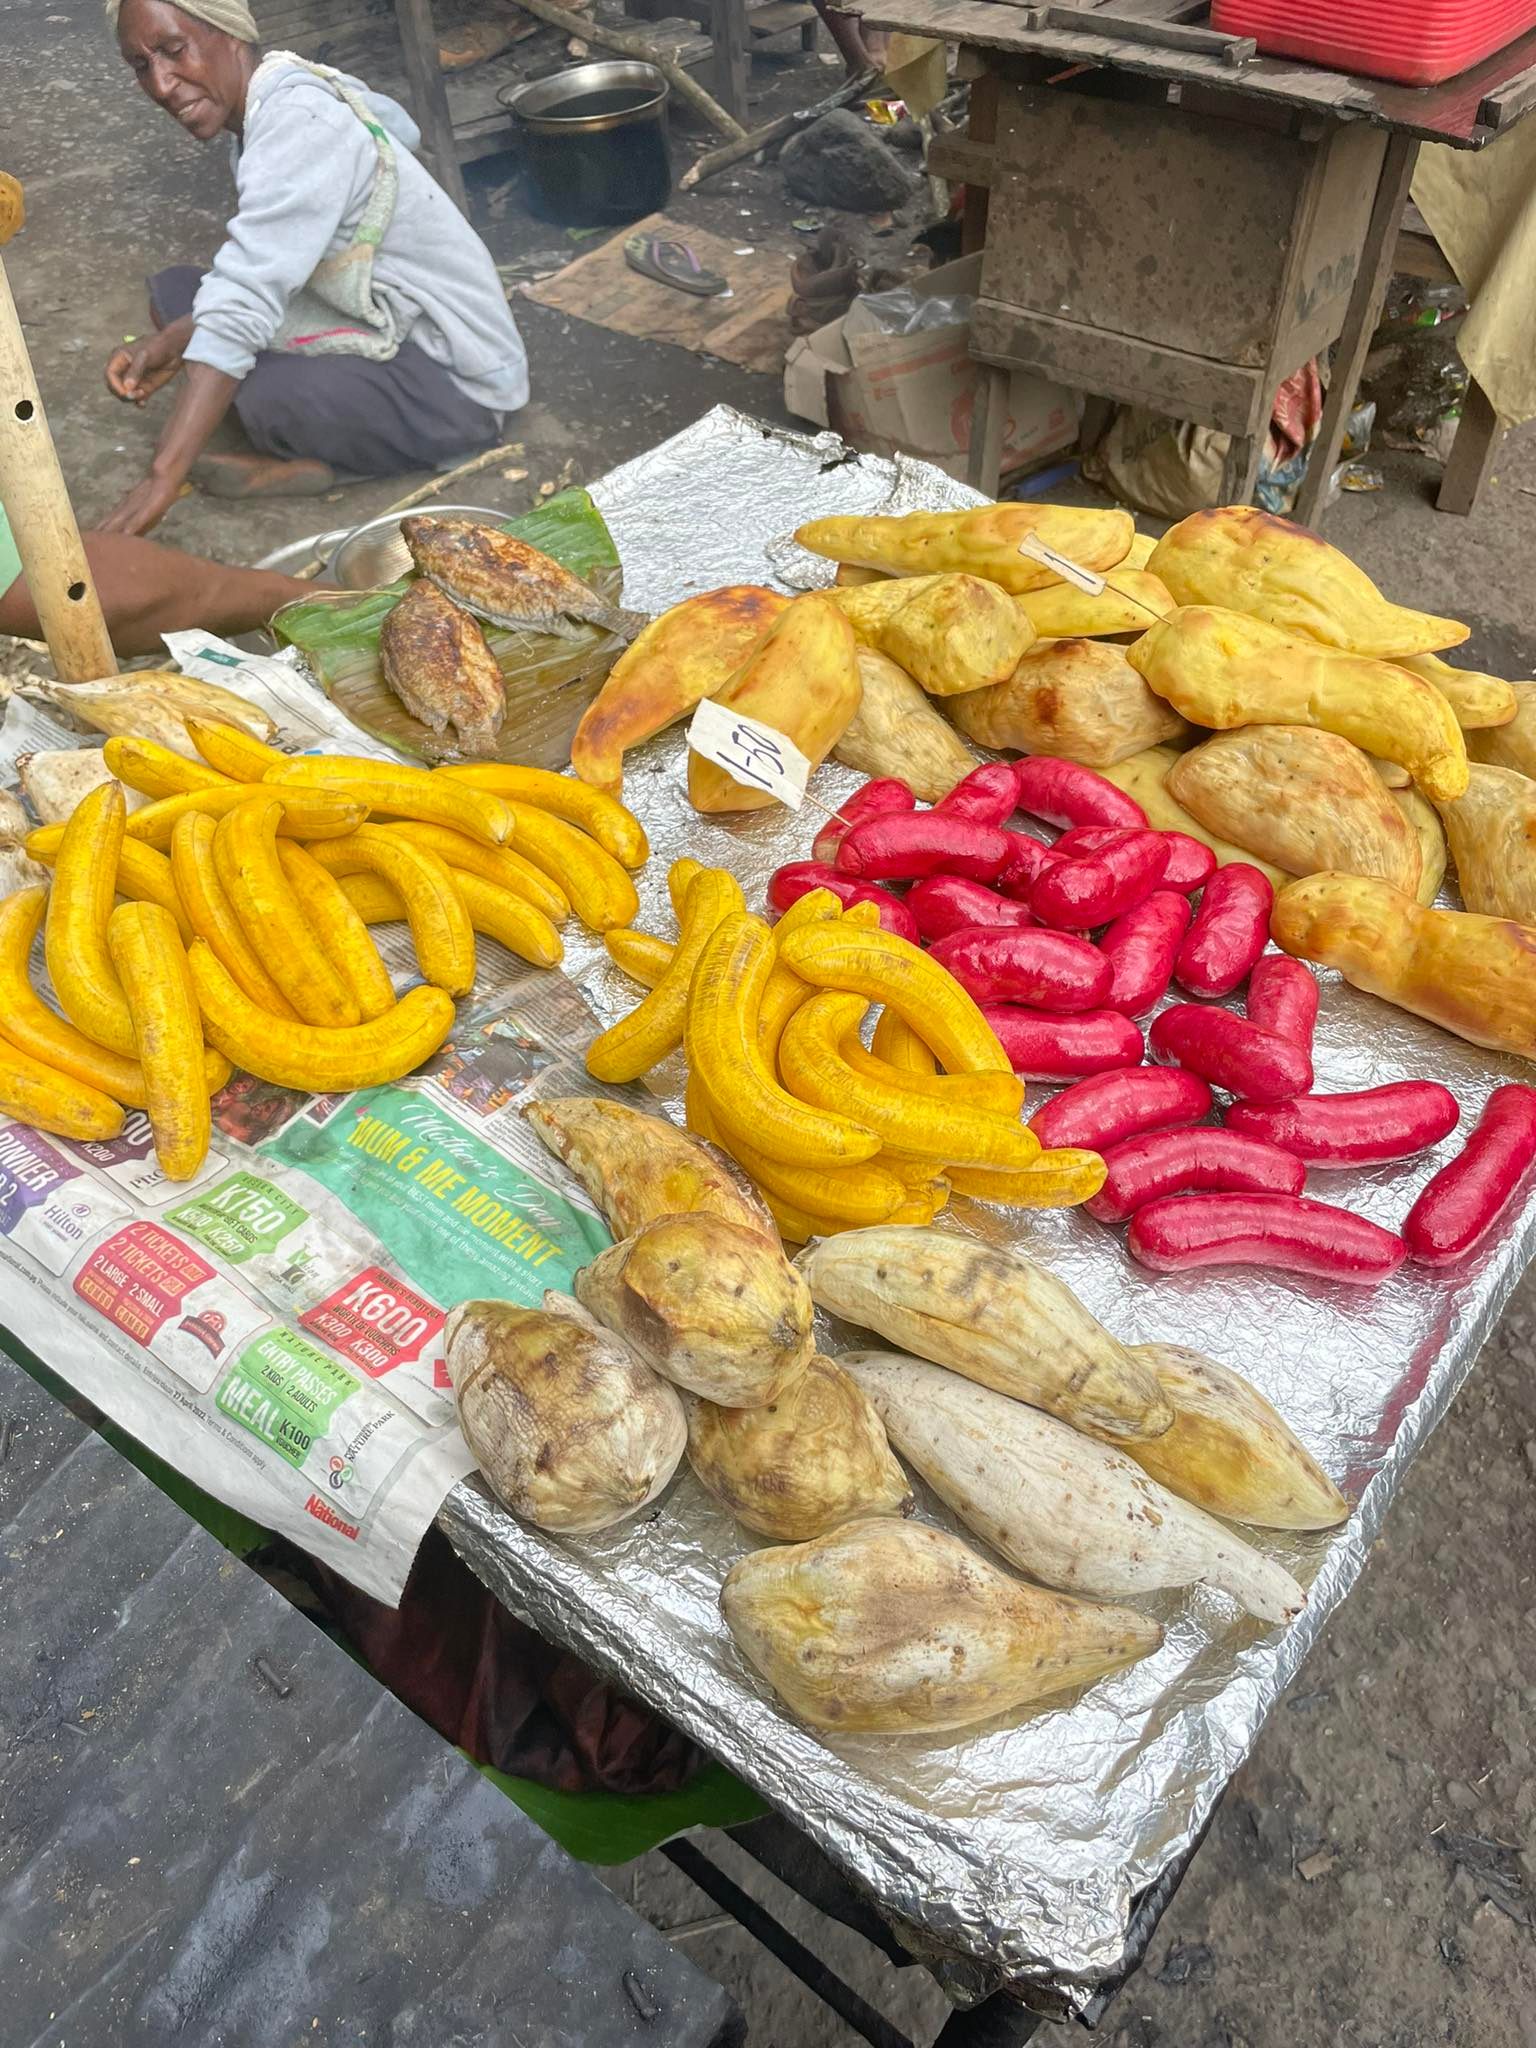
967,362,1009,496
1219,430,1263,507
712,0,750,126
1437,377,1502,516
1293,130,1419,529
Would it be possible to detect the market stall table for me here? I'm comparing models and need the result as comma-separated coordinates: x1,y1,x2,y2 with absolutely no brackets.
0,1347,744,2048
870,0,1536,516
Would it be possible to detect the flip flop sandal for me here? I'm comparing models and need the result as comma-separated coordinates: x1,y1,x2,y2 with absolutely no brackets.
623,232,729,297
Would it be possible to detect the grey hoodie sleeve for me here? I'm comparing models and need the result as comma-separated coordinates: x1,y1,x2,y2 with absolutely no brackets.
183,91,373,382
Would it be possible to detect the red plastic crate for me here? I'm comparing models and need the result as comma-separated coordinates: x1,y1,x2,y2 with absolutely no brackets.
1211,0,1536,86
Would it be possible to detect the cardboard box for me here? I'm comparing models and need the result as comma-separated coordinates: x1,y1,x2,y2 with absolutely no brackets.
783,254,1080,483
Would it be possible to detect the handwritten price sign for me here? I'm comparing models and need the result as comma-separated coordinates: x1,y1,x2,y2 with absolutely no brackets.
687,700,812,810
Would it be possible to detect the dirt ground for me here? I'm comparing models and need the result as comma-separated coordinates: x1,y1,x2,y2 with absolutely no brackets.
7,5,1536,2045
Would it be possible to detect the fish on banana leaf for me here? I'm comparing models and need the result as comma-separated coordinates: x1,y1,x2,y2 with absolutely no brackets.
379,577,505,754
402,514,640,642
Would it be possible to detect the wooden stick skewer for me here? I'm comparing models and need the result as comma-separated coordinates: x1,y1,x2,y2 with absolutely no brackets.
0,173,117,681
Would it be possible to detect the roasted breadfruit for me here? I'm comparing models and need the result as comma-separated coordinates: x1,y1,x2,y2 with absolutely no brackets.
834,648,981,800
1100,746,1287,889
1165,725,1422,893
1148,505,1468,657
524,1095,777,1241
949,638,1189,766
688,594,860,814
1435,764,1536,924
794,503,1135,594
829,573,1031,695
1468,681,1536,780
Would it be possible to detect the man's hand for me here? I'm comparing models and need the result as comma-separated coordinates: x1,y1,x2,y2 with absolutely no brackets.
96,470,186,537
105,317,194,405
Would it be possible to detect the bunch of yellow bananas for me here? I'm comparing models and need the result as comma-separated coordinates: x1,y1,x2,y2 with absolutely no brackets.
590,862,1104,1241
2,722,648,1183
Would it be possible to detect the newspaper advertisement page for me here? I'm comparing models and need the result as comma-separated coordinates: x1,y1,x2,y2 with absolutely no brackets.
0,666,615,1602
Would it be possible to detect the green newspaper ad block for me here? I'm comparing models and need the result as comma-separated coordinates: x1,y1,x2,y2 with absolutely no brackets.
217,1326,356,1468
264,1084,610,1306
168,1169,309,1266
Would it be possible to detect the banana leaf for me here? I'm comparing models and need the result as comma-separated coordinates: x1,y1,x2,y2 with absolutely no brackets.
272,490,626,769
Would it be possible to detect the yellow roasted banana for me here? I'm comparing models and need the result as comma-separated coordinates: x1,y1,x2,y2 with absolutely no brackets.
104,734,232,799
107,901,209,1180
839,1032,1025,1117
190,942,456,1092
185,717,289,781
947,1150,1106,1207
377,821,569,923
777,924,1012,1076
0,888,225,1107
439,763,649,868
604,928,673,986
42,781,137,1058
585,866,743,1083
263,755,513,845
667,858,703,919
338,870,562,971
302,828,476,997
125,784,368,849
276,842,396,1020
780,993,1040,1170
171,812,298,1019
27,826,194,944
758,888,843,1066
497,800,638,932
685,915,880,1169
685,1074,904,1226
216,799,361,1025
0,1033,123,1142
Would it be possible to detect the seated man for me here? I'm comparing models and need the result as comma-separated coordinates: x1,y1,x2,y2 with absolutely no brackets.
100,0,529,534
0,504,319,659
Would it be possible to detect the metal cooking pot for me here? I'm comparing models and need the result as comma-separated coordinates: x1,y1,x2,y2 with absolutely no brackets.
499,61,672,227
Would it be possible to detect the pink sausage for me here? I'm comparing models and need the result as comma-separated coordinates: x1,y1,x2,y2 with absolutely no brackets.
1085,1127,1306,1224
1029,1065,1213,1152
766,862,917,940
811,778,914,863
995,832,1064,901
1012,756,1148,832
907,876,1035,942
1149,1004,1313,1102
933,761,1022,826
929,928,1112,1013
982,1004,1145,1080
1226,1082,1459,1168
1128,1192,1407,1285
1244,955,1319,1055
1403,1084,1536,1266
1030,830,1169,930
1175,864,1274,998
1098,890,1191,1017
1157,833,1218,893
836,812,1012,883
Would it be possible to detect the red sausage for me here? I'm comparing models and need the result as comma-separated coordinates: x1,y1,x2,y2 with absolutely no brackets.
1157,833,1218,893
907,876,1035,942
1403,1084,1536,1266
1099,891,1191,1017
1149,1004,1313,1102
995,832,1064,901
836,813,1012,883
1012,756,1148,832
1030,830,1169,930
982,1004,1144,1080
934,761,1022,826
1226,1082,1459,1168
929,928,1112,1013
1128,1192,1407,1285
1085,1128,1306,1224
1029,1065,1213,1152
812,778,914,862
1052,826,1139,859
766,862,917,940
1245,955,1319,1055
1175,864,1274,998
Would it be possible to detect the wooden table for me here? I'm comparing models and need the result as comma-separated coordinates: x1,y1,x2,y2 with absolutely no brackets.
867,0,1536,519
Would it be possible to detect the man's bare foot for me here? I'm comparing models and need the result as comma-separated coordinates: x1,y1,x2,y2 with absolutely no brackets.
191,451,337,501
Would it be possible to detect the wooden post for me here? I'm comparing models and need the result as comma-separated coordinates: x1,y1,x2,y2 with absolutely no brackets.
393,0,471,216
1292,131,1419,528
711,0,751,126
0,174,117,681
1437,377,1503,516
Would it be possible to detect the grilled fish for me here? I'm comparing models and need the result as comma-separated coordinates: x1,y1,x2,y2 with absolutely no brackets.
380,578,506,754
402,514,640,642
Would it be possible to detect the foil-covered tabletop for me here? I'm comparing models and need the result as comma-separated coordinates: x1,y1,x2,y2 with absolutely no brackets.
437,407,1533,2015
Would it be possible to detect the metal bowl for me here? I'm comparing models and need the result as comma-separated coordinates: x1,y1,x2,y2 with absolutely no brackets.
325,503,512,590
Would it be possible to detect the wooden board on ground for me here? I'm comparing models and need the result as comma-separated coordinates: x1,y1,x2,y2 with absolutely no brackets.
525,213,793,374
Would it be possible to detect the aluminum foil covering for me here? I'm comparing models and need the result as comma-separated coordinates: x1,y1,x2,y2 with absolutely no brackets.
437,405,1536,2015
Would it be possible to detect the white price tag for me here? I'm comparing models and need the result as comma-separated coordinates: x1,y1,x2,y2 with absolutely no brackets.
687,700,812,810
1017,531,1106,597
